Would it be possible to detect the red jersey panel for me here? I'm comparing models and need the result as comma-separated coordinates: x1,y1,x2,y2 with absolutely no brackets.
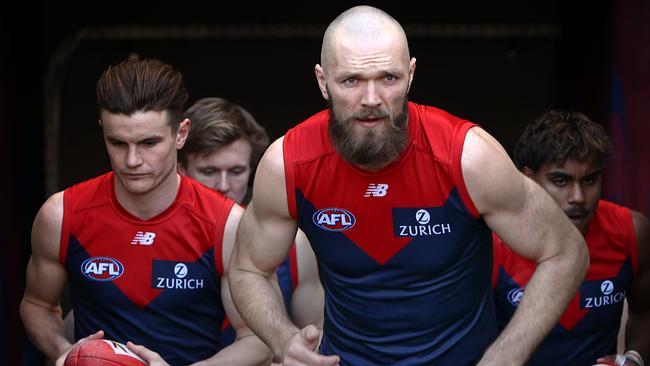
284,102,496,365
60,173,234,366
493,200,638,366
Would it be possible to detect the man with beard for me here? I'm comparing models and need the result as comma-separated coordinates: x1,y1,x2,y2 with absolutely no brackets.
492,110,649,366
229,5,589,366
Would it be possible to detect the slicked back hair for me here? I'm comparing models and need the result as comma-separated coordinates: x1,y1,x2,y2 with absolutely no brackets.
96,58,188,132
513,110,613,172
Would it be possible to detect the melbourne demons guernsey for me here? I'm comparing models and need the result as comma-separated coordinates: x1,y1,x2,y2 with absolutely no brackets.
283,102,497,365
493,200,638,366
60,172,234,366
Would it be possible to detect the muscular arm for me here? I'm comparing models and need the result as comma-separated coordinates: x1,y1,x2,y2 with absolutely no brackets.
625,210,650,363
229,138,338,365
462,128,589,365
192,204,273,366
19,192,73,363
291,231,324,328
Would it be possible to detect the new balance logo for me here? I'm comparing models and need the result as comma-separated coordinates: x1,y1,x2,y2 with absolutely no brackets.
131,231,156,245
364,183,389,197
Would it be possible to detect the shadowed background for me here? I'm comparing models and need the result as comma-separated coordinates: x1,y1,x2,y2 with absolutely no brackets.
2,1,648,365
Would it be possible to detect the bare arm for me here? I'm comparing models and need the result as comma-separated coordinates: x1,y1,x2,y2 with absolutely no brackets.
462,128,589,365
624,210,650,363
291,231,324,328
192,204,273,366
19,192,78,364
229,138,339,365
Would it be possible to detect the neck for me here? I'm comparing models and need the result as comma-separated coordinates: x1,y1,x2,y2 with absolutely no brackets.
114,172,181,220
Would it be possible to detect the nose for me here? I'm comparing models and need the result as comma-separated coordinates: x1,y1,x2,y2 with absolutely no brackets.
214,171,230,194
568,183,586,205
361,81,381,108
125,146,143,168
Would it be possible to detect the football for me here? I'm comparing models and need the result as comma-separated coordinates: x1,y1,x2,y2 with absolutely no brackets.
64,339,147,366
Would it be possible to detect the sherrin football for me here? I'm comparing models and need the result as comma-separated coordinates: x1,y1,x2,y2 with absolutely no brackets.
64,339,147,366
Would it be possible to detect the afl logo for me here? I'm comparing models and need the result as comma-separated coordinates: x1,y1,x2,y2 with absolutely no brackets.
312,208,356,232
507,287,525,306
81,257,124,282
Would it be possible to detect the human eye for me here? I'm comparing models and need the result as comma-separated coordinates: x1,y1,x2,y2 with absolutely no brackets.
141,139,159,147
384,74,398,83
199,168,217,176
342,77,358,87
552,177,567,186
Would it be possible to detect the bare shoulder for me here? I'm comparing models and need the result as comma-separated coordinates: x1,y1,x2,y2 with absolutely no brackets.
461,126,525,215
257,136,286,177
32,191,65,259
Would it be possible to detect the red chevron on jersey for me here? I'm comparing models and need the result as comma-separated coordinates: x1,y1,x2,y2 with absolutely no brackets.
59,172,234,365
493,200,638,366
284,102,496,365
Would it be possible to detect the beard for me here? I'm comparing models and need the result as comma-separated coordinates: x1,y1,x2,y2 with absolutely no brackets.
328,97,409,169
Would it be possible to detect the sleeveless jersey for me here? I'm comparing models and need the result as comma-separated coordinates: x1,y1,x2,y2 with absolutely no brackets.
492,200,639,366
219,243,298,346
60,172,234,366
283,102,497,365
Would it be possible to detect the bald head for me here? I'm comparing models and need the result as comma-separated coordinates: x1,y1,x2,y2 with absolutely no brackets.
320,6,410,72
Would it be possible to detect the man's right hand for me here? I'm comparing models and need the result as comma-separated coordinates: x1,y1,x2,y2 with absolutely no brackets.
55,330,104,366
281,325,340,366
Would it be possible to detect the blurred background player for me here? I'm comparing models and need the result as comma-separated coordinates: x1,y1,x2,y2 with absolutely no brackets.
177,97,324,344
492,110,649,366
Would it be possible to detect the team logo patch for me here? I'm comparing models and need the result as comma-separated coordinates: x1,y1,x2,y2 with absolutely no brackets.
507,287,525,306
81,257,124,281
312,208,356,232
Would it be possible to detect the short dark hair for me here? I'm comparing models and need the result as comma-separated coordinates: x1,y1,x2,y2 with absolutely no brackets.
96,58,188,131
178,97,269,175
513,110,613,172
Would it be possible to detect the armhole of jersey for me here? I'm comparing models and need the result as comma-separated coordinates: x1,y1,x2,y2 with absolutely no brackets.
289,241,299,289
283,134,297,219
214,200,234,277
626,208,640,275
491,232,501,288
450,122,480,218
59,190,71,265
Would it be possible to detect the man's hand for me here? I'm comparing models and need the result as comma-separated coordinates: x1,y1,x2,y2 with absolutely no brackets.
127,341,169,366
55,330,104,366
281,325,340,366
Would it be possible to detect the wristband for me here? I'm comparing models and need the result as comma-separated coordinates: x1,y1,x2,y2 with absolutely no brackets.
625,350,645,366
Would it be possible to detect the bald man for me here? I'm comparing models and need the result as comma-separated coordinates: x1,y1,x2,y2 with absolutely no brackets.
229,5,589,365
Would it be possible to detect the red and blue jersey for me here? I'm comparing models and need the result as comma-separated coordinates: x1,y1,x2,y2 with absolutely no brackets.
283,102,497,365
493,200,638,366
60,172,234,366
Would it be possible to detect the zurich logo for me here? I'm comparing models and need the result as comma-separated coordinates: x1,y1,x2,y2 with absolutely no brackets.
507,287,525,306
312,208,356,232
601,280,614,295
81,257,124,282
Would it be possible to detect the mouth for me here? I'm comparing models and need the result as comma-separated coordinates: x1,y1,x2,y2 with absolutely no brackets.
354,116,386,127
122,173,149,180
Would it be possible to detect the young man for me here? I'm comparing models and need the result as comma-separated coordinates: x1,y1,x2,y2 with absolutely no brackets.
228,5,589,366
177,97,323,341
20,59,270,366
492,110,649,366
